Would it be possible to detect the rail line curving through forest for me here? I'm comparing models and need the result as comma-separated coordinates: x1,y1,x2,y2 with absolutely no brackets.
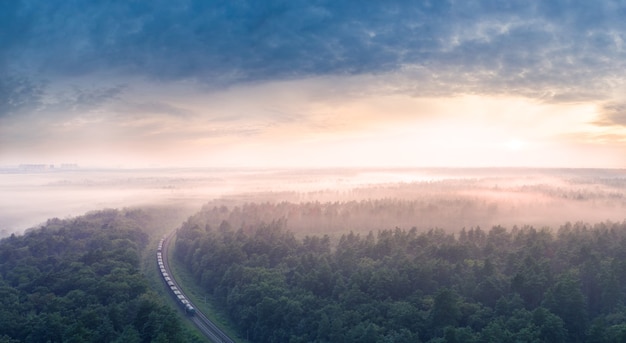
158,233,235,343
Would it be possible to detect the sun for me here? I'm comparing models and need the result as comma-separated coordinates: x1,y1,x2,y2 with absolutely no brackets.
504,138,527,151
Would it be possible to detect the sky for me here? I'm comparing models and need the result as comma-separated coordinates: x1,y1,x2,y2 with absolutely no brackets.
1,0,626,168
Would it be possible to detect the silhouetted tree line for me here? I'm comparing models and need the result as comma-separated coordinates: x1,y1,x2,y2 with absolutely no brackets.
176,205,626,343
0,209,192,343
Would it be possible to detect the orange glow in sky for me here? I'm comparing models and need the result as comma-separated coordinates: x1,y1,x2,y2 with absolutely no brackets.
2,76,625,168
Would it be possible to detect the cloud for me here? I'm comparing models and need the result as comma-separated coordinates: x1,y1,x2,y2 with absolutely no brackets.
115,101,192,119
0,71,127,117
38,84,126,119
70,85,125,109
0,73,45,118
596,102,626,126
2,0,624,101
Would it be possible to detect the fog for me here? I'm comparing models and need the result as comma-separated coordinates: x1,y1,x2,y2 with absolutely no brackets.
1,167,625,237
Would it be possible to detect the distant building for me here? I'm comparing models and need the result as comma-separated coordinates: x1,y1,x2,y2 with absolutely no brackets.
19,164,53,171
16,163,79,172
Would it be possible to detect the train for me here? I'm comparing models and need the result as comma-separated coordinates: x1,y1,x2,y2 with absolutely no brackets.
158,237,196,315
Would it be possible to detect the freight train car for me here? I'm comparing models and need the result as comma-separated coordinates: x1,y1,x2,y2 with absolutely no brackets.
158,237,195,315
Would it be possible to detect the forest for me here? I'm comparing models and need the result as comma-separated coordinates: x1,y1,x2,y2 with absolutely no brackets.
176,202,626,343
1,168,624,342
0,209,194,343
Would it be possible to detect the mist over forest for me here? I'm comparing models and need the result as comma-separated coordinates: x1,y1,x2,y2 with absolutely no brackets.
1,167,625,238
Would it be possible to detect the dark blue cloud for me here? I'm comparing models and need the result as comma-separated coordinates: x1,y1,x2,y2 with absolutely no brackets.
0,75,124,119
2,0,626,97
0,74,45,118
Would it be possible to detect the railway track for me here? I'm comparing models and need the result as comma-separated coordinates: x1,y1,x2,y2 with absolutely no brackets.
158,233,235,343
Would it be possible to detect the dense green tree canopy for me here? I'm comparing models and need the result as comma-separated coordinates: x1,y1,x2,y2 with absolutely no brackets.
0,209,191,343
176,203,626,342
